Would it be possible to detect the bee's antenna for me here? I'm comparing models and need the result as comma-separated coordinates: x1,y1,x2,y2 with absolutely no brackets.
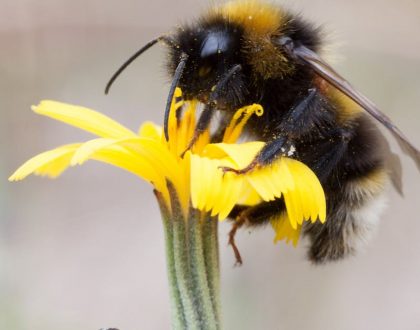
163,53,188,141
104,36,173,95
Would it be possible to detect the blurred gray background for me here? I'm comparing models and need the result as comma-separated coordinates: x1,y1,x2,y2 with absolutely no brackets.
1,0,420,329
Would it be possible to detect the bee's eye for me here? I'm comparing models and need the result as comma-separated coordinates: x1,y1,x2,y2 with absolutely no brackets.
200,31,231,58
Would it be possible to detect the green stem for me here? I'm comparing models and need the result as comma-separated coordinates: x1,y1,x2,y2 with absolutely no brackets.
156,185,221,330
187,210,218,329
172,211,201,328
202,216,221,324
156,190,186,329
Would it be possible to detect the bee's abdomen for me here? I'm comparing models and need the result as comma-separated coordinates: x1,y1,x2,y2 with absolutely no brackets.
304,167,388,263
303,115,389,263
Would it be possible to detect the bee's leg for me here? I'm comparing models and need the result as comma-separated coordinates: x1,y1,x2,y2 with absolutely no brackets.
182,64,242,155
228,214,245,266
300,127,352,182
221,88,318,174
227,200,285,265
220,136,294,174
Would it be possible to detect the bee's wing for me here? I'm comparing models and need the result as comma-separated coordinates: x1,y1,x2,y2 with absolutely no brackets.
377,129,404,195
293,44,420,171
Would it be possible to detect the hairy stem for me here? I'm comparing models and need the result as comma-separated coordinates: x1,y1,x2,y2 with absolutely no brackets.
202,215,220,324
156,186,221,329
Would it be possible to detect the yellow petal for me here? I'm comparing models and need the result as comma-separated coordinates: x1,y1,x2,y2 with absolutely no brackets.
290,163,311,223
287,158,326,223
128,138,183,189
138,121,162,140
203,142,264,168
295,162,317,222
236,181,262,206
71,138,119,165
193,129,211,154
190,153,201,210
190,154,242,220
33,100,137,138
70,136,183,210
245,158,294,202
176,102,195,155
9,144,81,181
274,158,295,192
90,145,160,181
281,158,326,228
211,157,244,219
283,191,299,230
80,137,183,188
90,145,170,204
167,88,184,153
246,165,280,201
217,173,243,220
271,212,301,247
176,154,191,215
191,155,219,211
206,164,223,212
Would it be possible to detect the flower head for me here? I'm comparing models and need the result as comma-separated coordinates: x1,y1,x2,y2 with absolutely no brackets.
9,88,326,245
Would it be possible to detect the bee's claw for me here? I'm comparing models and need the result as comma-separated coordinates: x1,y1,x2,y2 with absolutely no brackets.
180,147,190,158
180,139,196,158
219,163,257,175
219,166,241,174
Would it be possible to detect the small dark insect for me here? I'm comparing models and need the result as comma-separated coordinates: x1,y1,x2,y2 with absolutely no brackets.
105,0,419,264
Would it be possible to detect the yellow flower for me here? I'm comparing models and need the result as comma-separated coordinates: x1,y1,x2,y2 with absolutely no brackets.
9,88,326,245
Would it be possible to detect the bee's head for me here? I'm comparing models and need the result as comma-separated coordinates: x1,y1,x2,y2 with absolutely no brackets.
167,20,247,110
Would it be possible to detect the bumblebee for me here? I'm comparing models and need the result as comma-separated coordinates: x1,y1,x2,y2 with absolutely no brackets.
105,0,420,263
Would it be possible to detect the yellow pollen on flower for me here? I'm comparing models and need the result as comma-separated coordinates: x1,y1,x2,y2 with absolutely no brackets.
9,88,327,246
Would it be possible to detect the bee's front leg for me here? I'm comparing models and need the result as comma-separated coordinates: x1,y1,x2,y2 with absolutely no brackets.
220,136,295,174
222,88,318,174
182,64,243,156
